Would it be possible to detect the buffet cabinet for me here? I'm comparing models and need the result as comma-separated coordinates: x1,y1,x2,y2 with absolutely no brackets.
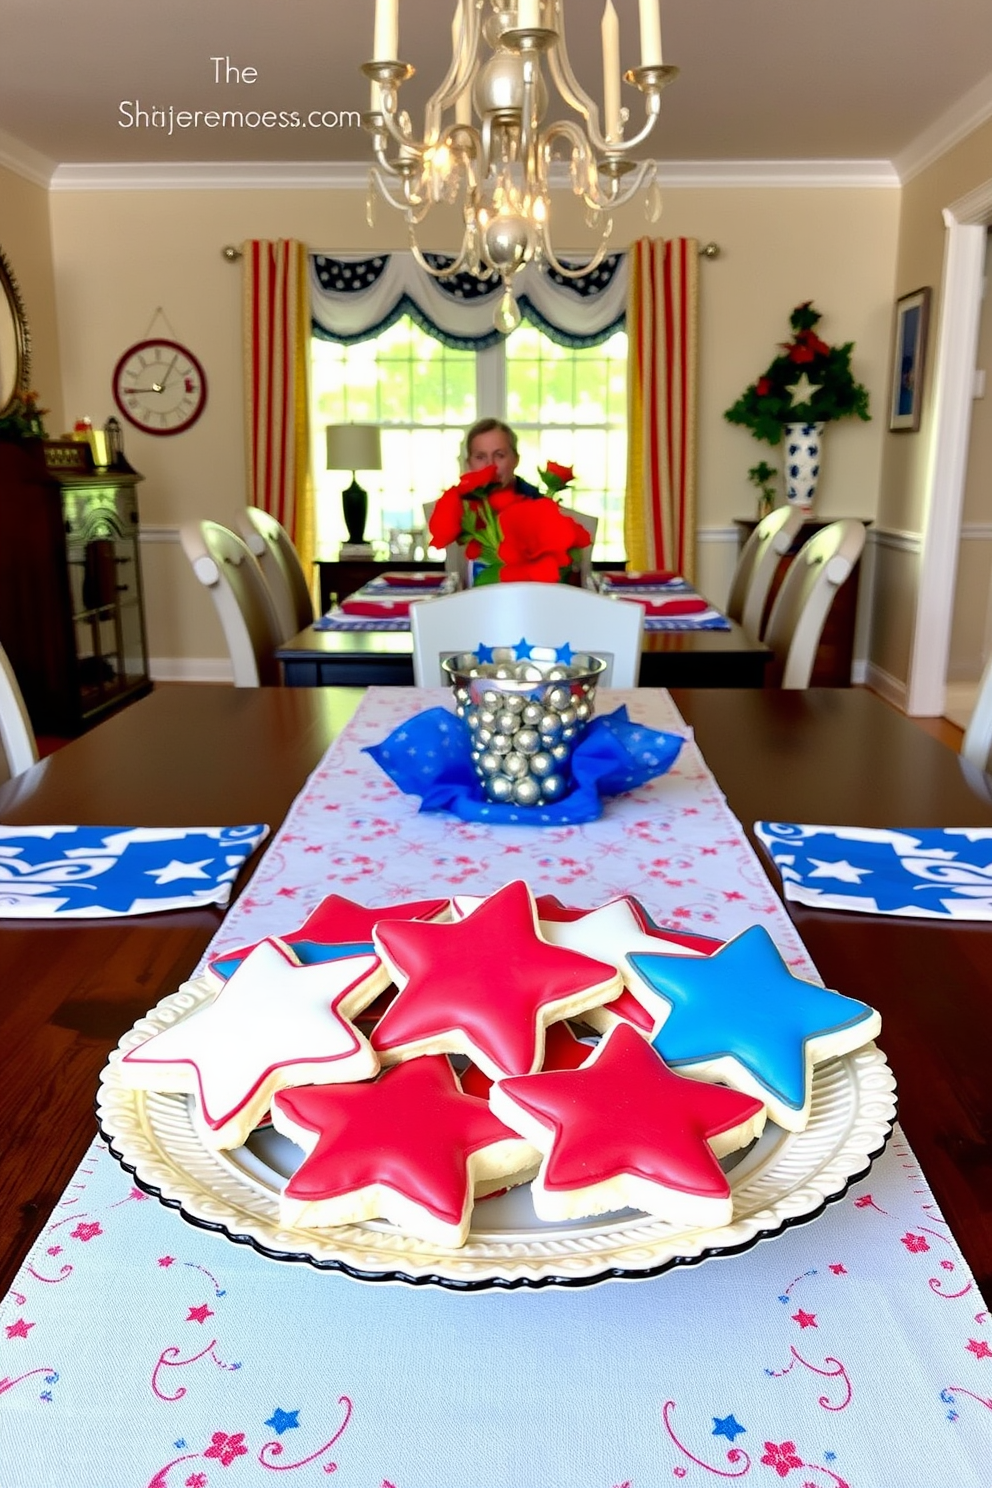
0,440,151,736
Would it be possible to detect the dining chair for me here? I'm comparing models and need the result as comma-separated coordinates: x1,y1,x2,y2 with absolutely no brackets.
423,500,469,585
762,519,867,689
961,652,992,773
179,520,283,687
410,581,644,687
725,505,805,638
560,505,599,582
234,506,315,641
0,640,38,783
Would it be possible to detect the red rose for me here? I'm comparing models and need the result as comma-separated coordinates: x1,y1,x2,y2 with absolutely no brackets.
464,538,482,560
488,487,525,514
428,488,466,548
545,461,574,483
565,516,592,550
497,497,578,579
457,464,499,495
755,377,772,397
499,555,565,584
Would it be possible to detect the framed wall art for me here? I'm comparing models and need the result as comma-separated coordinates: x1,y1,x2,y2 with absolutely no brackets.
889,286,931,432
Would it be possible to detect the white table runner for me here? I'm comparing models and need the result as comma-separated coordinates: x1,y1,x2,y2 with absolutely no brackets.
2,689,990,1488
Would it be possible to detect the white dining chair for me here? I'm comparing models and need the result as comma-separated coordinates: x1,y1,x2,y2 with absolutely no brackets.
180,520,284,687
0,640,38,784
410,581,644,687
235,506,314,641
725,505,805,638
762,519,867,689
961,652,992,774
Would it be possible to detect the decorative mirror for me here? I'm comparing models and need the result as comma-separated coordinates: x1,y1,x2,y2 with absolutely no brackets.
0,246,31,418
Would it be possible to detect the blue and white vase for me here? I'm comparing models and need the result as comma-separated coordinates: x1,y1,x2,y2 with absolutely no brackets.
783,421,824,511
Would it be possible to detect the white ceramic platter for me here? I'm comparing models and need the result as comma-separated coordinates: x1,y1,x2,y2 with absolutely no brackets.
97,981,897,1290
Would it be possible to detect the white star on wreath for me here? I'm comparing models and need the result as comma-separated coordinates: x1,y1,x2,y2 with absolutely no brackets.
786,372,822,407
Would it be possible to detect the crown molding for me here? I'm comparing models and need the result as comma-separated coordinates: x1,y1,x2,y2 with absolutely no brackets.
895,67,992,183
48,155,900,193
0,128,56,188
48,159,371,192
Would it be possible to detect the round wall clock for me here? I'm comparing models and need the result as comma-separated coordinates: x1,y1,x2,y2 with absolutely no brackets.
112,338,207,435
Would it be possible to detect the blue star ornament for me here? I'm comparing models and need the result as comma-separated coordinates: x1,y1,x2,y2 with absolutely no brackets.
713,1414,746,1442
629,926,880,1131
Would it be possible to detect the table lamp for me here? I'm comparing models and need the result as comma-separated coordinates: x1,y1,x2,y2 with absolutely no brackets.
325,424,382,547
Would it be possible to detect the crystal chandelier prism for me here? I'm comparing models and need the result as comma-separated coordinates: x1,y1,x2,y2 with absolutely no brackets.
362,0,677,332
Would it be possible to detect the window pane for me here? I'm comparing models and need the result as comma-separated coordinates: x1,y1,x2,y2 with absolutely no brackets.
311,318,474,553
311,316,628,562
506,327,628,559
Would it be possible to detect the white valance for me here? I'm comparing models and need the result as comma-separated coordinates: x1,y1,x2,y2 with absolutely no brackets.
309,251,627,350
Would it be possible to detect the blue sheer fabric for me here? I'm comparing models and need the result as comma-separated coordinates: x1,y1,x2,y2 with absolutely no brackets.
364,705,684,826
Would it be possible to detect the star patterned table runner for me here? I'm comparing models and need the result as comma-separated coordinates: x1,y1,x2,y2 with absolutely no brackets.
2,689,990,1487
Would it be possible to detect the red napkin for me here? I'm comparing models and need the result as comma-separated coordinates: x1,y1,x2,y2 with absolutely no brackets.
381,572,446,588
628,595,710,617
604,569,679,587
340,595,413,618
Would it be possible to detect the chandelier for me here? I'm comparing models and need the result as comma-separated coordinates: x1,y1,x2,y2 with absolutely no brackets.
362,0,677,331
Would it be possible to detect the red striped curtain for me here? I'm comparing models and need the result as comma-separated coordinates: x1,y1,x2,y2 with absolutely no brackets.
624,237,699,579
242,239,314,576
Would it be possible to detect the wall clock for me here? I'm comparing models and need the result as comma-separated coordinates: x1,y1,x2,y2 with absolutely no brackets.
112,338,207,435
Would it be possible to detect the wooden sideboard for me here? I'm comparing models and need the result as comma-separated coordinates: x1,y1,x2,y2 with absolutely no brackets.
734,515,869,687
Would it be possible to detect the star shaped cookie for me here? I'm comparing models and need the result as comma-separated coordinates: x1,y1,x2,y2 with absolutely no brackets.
119,938,383,1149
371,880,621,1079
491,1023,766,1228
629,924,882,1130
272,1055,540,1247
207,893,450,981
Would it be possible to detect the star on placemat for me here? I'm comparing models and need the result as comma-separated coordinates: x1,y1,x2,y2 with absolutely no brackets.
371,880,621,1078
629,925,881,1130
713,1415,746,1442
121,939,384,1148
491,1023,765,1226
786,372,822,407
208,893,449,980
272,1055,538,1246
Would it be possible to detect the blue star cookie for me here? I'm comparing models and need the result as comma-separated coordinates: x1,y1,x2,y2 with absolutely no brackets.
629,925,881,1130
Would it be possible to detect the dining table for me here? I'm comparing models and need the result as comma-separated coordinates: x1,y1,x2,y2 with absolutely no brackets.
1,681,991,1486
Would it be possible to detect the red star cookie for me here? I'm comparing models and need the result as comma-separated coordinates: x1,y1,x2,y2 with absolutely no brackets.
458,1019,595,1099
491,1022,766,1228
370,880,621,1079
271,1055,540,1247
119,939,383,1149
207,893,450,981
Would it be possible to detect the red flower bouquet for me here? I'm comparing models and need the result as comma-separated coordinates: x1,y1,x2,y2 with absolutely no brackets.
428,461,590,586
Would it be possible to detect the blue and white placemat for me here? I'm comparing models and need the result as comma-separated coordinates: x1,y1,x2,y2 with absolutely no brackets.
0,825,269,918
755,823,992,919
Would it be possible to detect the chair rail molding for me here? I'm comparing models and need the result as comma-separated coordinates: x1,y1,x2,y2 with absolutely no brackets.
907,177,992,717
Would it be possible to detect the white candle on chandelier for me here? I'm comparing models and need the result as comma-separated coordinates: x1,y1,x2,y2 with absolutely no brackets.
373,0,399,60
517,0,541,29
452,5,471,125
601,0,621,142
638,0,663,66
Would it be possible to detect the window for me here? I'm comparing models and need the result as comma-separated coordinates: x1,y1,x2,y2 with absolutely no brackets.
311,317,627,560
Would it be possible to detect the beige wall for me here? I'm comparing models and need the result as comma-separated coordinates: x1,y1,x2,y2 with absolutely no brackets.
870,117,992,691
47,179,899,670
0,163,63,431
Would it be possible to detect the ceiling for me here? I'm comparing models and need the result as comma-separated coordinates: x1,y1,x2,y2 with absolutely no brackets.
1,0,991,176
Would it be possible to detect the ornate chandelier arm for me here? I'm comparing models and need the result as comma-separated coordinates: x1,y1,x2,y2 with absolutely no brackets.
424,0,483,142
543,0,612,153
407,230,476,280
537,215,615,279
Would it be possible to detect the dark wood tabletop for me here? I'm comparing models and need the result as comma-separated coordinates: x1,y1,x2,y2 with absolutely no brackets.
2,684,990,1307
276,616,771,689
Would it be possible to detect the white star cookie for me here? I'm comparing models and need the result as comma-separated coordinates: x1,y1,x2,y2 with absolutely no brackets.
119,938,385,1149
